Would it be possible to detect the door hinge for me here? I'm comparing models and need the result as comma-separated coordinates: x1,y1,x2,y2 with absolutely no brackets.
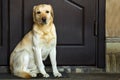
94,20,98,37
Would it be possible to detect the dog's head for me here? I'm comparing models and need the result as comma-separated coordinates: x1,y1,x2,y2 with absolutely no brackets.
33,4,54,25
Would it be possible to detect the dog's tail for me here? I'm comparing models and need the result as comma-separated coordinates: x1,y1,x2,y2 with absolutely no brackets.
14,71,31,79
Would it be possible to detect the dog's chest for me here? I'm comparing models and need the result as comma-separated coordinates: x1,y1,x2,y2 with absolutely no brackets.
40,31,55,45
39,32,56,60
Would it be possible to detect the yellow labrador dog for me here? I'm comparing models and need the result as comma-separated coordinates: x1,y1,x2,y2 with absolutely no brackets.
10,4,62,78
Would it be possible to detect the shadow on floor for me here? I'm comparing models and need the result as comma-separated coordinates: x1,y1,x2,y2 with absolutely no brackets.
0,73,120,80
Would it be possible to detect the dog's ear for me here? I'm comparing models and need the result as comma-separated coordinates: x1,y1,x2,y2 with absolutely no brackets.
49,5,54,18
33,6,37,22
33,6,37,11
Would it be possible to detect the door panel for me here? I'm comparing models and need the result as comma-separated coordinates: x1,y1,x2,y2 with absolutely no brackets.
23,0,95,45
0,0,8,65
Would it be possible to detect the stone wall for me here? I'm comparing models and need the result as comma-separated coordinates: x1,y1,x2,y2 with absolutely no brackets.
106,0,120,37
106,0,120,72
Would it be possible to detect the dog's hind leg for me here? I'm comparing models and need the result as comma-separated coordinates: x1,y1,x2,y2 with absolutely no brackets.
20,50,37,77
21,50,30,72
13,50,36,78
12,50,31,78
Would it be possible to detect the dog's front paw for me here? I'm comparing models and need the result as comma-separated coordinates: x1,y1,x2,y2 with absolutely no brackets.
43,73,50,78
53,72,62,77
31,73,37,77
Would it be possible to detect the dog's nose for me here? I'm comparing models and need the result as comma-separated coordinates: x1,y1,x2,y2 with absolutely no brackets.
42,17,46,22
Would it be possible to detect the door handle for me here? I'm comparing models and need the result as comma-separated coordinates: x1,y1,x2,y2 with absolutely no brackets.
94,20,98,37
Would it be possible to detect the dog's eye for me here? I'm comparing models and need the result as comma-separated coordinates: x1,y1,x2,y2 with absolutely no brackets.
37,11,41,14
46,10,49,13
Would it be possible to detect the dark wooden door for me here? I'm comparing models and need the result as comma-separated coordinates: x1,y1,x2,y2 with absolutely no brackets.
0,0,105,68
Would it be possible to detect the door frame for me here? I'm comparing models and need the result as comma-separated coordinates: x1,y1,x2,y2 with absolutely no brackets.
97,0,105,68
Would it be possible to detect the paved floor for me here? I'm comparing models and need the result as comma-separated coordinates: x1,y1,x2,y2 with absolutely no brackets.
0,73,120,80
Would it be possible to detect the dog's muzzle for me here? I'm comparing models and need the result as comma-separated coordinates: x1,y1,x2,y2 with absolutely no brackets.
42,17,47,24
